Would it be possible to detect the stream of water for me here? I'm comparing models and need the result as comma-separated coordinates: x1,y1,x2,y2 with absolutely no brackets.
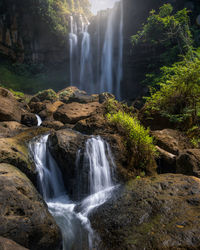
29,134,116,249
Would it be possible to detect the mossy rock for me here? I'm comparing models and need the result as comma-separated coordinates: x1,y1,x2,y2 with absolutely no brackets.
30,89,58,103
0,127,51,185
90,174,200,250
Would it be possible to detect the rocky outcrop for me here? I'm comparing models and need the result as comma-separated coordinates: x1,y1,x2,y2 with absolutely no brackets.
152,129,192,155
48,129,89,200
53,102,101,124
42,120,64,130
0,88,22,122
0,121,28,138
0,127,50,185
0,237,28,250
91,174,200,250
21,113,38,127
177,149,200,178
58,86,98,104
30,89,58,103
0,163,61,250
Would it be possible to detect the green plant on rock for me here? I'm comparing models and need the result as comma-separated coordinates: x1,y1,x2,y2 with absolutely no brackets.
107,110,157,173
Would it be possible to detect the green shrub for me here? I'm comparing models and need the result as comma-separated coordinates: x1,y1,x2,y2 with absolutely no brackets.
107,111,157,173
145,52,200,128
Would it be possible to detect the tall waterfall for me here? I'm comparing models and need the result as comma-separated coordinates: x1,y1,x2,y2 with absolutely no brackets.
29,134,116,250
68,1,123,99
69,16,78,85
79,18,93,93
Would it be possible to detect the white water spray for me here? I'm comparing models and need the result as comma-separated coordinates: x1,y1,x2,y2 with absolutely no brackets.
35,114,42,126
29,134,116,250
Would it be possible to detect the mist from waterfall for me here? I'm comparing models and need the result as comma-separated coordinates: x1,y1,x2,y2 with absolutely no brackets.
68,0,123,99
29,134,116,250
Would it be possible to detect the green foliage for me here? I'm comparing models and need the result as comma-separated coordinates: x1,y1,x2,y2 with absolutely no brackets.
145,51,200,128
32,0,91,36
132,4,193,86
107,110,157,172
0,60,68,94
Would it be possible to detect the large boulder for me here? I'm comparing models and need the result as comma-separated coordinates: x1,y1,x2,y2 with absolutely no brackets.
0,127,50,185
21,113,38,127
0,121,28,138
0,88,22,122
176,149,200,177
42,120,64,130
0,237,28,250
58,86,98,104
48,129,89,200
53,102,101,124
91,174,200,250
29,89,58,103
0,163,61,250
152,129,192,155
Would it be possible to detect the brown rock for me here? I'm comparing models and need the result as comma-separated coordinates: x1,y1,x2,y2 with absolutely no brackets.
48,129,89,199
0,121,28,138
0,163,61,250
91,174,200,250
53,102,101,124
156,146,176,174
152,129,192,155
42,120,64,130
0,237,28,250
29,101,46,114
0,127,51,185
21,113,38,127
176,149,200,177
0,88,22,122
58,86,97,104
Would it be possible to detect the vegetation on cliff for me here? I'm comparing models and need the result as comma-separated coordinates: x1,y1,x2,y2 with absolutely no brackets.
132,4,193,86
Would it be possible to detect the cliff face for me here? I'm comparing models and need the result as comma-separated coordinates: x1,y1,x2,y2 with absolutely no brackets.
0,0,90,65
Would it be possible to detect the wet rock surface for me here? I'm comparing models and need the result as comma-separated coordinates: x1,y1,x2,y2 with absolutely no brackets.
0,163,61,250
91,174,200,250
48,129,89,199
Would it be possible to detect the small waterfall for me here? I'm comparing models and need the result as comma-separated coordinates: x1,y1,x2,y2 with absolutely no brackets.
35,114,42,126
29,134,116,250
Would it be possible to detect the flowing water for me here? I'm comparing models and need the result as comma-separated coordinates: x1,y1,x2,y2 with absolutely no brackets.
29,134,116,250
68,1,123,99
69,16,78,85
35,114,42,126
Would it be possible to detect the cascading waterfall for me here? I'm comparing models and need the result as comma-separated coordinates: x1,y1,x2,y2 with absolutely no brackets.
29,134,116,250
68,1,123,99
